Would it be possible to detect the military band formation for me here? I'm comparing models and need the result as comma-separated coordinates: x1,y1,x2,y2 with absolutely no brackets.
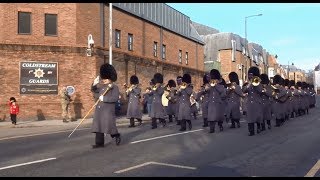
89,63,316,148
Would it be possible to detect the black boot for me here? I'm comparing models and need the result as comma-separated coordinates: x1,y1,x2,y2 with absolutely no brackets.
280,118,284,126
137,119,142,126
151,118,157,129
111,133,121,146
218,121,223,132
168,115,173,123
267,120,271,130
261,121,266,131
306,109,309,114
203,118,208,127
209,121,216,133
128,118,135,128
248,123,255,136
193,113,197,120
235,119,241,128
187,120,192,130
176,120,181,125
290,112,295,118
230,119,236,128
275,119,280,127
179,119,186,131
256,122,261,134
93,132,105,148
160,118,167,127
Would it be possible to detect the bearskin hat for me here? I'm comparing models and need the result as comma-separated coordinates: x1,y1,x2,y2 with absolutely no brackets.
284,79,290,87
210,69,221,80
260,74,269,85
273,75,282,85
10,97,16,102
130,75,139,85
182,73,192,84
302,82,307,89
220,78,227,88
100,63,117,82
248,66,260,77
203,74,210,85
153,73,163,84
228,72,239,85
167,79,176,88
289,80,295,87
296,81,302,87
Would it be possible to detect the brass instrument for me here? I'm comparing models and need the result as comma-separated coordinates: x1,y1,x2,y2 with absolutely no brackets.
251,76,261,86
190,93,196,106
210,79,218,87
152,83,160,91
68,83,113,138
271,84,280,97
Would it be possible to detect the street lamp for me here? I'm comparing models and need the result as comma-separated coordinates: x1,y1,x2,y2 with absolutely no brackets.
245,13,262,71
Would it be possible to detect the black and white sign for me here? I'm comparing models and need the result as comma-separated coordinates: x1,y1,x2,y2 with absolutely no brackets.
20,61,58,94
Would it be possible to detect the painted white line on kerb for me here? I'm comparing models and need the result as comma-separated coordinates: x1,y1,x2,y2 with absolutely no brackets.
0,128,90,141
0,158,57,171
114,161,196,174
130,129,204,144
305,160,320,177
114,162,153,174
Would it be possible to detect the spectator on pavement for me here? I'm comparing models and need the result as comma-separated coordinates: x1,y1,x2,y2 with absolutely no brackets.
8,97,19,125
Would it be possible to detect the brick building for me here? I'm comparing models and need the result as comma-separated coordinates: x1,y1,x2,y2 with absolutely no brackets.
0,3,205,121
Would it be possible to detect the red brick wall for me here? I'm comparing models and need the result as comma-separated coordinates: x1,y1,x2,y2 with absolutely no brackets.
0,3,77,46
0,44,98,121
219,50,247,82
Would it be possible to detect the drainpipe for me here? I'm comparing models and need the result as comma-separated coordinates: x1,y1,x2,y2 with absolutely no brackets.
100,3,105,48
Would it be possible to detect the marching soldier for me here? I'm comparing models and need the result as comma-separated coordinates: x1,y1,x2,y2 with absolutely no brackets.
242,67,263,136
296,82,304,116
310,84,316,108
226,72,244,129
177,73,193,131
196,74,210,127
272,75,287,127
175,76,183,125
150,73,166,129
125,75,143,128
91,63,121,148
165,79,178,123
260,73,273,130
283,79,291,121
220,78,229,124
207,69,226,133
302,82,310,115
291,80,300,117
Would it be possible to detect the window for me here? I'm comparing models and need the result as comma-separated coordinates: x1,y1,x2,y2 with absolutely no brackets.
115,29,121,48
179,50,182,63
18,12,31,34
185,52,189,65
128,33,133,51
162,44,166,60
153,42,157,57
45,14,57,36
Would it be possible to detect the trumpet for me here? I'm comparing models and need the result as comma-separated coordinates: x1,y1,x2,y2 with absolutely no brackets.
251,76,261,86
152,83,161,91
271,84,280,96
179,82,188,90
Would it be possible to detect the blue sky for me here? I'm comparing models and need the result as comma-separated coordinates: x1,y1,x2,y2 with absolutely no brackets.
168,3,320,72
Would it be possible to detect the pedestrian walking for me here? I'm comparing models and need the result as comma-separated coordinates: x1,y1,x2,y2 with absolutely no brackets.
60,86,72,123
90,63,121,148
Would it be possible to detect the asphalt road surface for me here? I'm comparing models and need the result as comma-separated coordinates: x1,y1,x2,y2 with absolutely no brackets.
0,99,320,177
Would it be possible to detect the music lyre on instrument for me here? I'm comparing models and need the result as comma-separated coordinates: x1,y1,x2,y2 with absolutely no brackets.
68,83,113,138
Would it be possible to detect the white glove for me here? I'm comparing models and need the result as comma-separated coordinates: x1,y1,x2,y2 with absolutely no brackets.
93,76,100,86
99,95,104,102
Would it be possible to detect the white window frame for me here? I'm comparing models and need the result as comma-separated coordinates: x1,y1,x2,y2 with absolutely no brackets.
128,33,133,51
115,29,121,48
162,44,166,60
179,49,182,63
153,42,157,57
185,52,189,65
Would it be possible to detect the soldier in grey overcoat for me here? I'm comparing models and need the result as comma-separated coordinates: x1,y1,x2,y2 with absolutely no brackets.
310,84,316,108
150,73,166,129
207,69,226,133
283,79,292,122
126,75,143,128
289,80,297,118
260,74,273,130
226,72,244,129
196,74,210,127
302,82,310,115
242,67,263,136
177,73,193,131
272,75,287,127
291,81,300,117
91,63,121,148
165,79,178,123
296,82,305,116
175,76,183,125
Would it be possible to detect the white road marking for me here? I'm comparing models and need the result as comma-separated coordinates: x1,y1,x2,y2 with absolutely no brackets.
114,162,153,173
151,162,197,170
0,158,57,171
130,129,204,144
0,128,90,141
114,161,196,174
305,159,320,177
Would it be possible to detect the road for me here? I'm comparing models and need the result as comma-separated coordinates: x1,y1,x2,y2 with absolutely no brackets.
0,99,320,177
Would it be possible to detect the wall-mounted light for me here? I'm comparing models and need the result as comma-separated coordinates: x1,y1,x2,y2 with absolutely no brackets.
86,34,95,57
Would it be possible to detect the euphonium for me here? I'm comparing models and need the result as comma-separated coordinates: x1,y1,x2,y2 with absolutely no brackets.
251,76,261,86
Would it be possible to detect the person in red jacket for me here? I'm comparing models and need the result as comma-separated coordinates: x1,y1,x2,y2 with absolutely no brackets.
9,97,19,125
